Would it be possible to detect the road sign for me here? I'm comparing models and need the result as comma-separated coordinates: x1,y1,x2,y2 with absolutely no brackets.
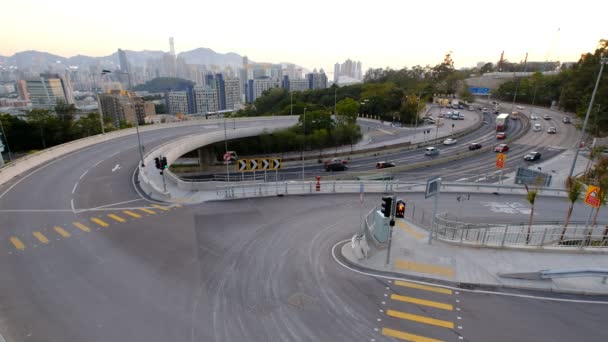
250,159,259,171
259,159,269,170
271,158,282,170
223,152,232,162
425,176,441,198
495,153,506,169
584,185,601,208
237,159,247,172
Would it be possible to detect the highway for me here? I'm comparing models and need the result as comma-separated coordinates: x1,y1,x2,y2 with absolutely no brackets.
0,113,606,341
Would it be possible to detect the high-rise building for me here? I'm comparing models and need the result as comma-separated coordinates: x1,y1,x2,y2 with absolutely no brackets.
16,80,29,101
98,90,154,127
169,37,175,56
306,70,328,90
334,59,363,80
247,77,280,103
223,78,242,110
333,63,340,83
26,76,67,109
166,91,189,115
288,79,309,92
117,48,132,89
193,86,219,113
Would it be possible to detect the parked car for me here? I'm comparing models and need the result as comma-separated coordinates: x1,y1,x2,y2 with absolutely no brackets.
443,138,457,145
496,132,507,140
468,106,475,111
376,161,396,169
543,114,551,120
494,144,509,152
562,117,571,124
547,127,557,134
524,151,542,161
458,113,465,120
451,114,460,120
424,146,439,156
468,142,482,150
325,162,348,172
438,112,445,118
516,105,524,110
533,123,542,131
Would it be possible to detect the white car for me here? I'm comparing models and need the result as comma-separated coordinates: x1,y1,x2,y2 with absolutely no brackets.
530,114,539,120
443,138,457,145
517,105,525,110
533,123,542,131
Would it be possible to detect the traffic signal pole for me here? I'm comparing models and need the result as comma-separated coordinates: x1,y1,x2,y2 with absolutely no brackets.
385,195,397,266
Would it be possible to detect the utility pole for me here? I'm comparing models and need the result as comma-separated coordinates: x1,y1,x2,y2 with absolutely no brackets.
385,195,397,266
568,56,607,179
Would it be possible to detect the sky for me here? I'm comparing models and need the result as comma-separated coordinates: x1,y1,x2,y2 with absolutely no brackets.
1,0,607,73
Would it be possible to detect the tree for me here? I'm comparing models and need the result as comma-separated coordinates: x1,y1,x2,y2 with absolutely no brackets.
524,184,539,244
459,86,474,103
335,98,360,123
560,176,583,241
480,62,494,74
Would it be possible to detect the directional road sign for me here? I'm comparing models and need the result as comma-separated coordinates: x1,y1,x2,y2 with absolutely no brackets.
496,153,506,169
237,158,282,172
584,185,601,208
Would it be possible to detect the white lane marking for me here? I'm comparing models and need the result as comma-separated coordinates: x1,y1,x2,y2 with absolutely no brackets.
331,240,608,304
109,151,121,158
70,199,75,213
79,169,89,180
93,160,103,167
112,164,121,172
0,209,74,212
74,198,145,213
71,182,78,194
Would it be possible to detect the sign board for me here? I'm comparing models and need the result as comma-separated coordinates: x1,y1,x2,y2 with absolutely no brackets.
425,176,441,198
236,158,282,172
584,185,601,208
514,167,552,187
223,152,232,162
469,87,490,95
495,153,506,169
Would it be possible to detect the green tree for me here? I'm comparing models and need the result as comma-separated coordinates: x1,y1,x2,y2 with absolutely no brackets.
561,176,583,241
459,86,474,103
299,110,333,134
335,98,360,123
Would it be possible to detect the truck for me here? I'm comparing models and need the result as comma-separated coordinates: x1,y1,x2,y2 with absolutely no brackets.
496,113,510,132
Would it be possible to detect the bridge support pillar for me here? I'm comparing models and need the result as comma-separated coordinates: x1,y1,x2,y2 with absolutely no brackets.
197,147,215,171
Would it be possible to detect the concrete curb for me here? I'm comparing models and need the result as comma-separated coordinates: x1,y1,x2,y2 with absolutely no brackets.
337,241,608,296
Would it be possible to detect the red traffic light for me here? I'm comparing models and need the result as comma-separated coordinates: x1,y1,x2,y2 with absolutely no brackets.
395,200,406,218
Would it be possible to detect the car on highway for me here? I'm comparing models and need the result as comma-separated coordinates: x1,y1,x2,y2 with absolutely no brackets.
496,132,507,140
494,143,509,152
424,117,436,124
324,158,347,167
376,161,396,169
468,142,482,150
516,105,525,110
562,117,571,124
424,146,439,156
458,113,465,120
533,123,542,131
524,151,542,161
547,127,557,134
543,114,551,120
443,138,457,145
325,162,347,172
482,107,489,114
468,106,474,111
530,114,539,120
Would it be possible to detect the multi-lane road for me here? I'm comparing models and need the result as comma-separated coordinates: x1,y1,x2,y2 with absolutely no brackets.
0,107,605,342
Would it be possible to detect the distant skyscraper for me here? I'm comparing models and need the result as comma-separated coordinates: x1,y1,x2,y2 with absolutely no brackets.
27,73,74,109
169,37,175,56
117,48,133,89
98,90,154,127
247,78,280,103
223,78,242,110
166,91,189,115
193,86,219,113
306,69,328,90
333,63,340,83
334,59,363,81
16,80,29,101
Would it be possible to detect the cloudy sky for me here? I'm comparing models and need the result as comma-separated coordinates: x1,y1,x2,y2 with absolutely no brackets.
2,0,606,72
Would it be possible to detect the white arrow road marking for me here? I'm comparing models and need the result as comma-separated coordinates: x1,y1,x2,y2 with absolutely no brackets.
112,164,121,172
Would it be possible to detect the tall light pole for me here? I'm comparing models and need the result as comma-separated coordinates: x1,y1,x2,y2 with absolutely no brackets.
224,114,230,181
98,70,112,135
302,107,307,180
568,56,607,179
0,118,13,161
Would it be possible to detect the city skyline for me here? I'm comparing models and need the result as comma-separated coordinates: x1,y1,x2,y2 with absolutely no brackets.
2,0,607,73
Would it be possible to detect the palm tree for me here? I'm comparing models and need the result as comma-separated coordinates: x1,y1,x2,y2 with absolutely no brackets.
525,184,539,245
560,176,583,241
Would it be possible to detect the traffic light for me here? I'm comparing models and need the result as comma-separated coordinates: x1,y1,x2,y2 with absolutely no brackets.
154,157,161,170
396,200,406,218
381,196,392,218
162,157,168,169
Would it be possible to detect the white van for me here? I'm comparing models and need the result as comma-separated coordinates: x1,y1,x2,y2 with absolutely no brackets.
425,147,439,156
533,123,541,132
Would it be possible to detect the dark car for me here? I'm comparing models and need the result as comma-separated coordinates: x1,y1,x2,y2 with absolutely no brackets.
325,162,347,172
468,142,482,150
562,117,571,124
376,161,396,169
524,151,542,161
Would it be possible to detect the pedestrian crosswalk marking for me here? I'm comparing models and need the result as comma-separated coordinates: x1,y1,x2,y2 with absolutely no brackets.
138,208,156,214
151,204,170,211
394,280,452,295
395,260,455,278
382,327,443,342
91,218,109,227
10,237,25,250
387,309,454,329
108,214,126,222
33,232,49,244
123,210,141,218
391,294,453,311
54,226,71,238
73,222,91,232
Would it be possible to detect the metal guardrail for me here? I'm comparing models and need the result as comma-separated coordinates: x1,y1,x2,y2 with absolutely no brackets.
540,269,608,281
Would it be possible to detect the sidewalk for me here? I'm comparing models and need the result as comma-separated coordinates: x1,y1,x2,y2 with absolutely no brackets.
342,217,608,295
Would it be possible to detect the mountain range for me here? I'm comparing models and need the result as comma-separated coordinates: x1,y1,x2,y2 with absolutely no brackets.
0,48,253,70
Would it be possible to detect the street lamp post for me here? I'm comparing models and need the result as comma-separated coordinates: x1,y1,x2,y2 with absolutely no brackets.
568,56,607,179
302,107,307,180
